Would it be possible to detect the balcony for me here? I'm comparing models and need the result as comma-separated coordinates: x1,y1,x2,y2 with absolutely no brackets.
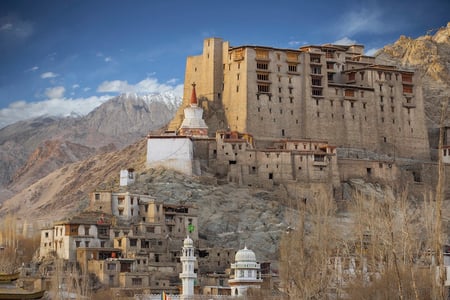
401,74,413,83
325,53,336,62
313,161,327,167
310,55,321,65
286,52,299,63
402,102,416,108
326,63,335,71
344,90,355,100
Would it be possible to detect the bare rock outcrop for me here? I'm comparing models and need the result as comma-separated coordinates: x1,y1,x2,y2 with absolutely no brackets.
0,137,288,261
376,22,450,134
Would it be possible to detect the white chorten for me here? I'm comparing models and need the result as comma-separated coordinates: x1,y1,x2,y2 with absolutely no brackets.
228,246,263,297
179,83,208,137
180,236,197,299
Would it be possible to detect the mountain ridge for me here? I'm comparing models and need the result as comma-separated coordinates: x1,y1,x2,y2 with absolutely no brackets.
376,22,450,131
0,93,181,200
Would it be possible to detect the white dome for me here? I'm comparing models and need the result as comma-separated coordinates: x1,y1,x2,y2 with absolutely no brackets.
235,246,256,262
183,236,194,247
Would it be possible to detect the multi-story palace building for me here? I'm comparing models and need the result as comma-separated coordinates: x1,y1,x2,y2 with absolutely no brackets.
169,37,430,161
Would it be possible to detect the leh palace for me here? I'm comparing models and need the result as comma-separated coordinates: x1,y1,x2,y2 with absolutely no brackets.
20,37,449,299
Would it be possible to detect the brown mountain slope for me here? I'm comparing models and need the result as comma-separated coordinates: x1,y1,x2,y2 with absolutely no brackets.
0,137,288,261
0,138,147,221
376,22,450,135
9,140,98,193
0,93,180,198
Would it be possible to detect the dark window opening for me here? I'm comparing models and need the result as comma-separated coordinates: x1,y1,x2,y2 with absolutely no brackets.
412,171,421,182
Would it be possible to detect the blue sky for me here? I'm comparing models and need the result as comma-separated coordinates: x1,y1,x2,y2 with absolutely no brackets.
0,0,449,128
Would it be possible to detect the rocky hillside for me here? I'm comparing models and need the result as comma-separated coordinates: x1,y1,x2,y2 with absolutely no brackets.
0,137,288,261
0,93,180,200
376,22,450,147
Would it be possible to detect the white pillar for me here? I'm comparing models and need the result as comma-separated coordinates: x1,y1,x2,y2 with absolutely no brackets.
180,236,197,300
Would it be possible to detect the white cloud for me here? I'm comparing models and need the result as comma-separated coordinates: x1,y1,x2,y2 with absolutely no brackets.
104,56,112,62
0,15,33,39
25,66,39,72
166,78,179,85
365,48,380,56
72,84,80,89
0,96,111,129
0,23,13,31
288,40,307,47
83,87,91,92
337,6,384,36
97,77,183,96
333,37,358,45
45,86,65,99
41,72,58,79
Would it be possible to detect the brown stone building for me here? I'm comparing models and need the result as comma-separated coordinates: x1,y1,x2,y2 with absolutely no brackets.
170,37,430,161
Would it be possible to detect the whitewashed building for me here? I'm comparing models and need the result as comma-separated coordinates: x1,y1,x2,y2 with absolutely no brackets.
146,83,208,176
228,246,263,297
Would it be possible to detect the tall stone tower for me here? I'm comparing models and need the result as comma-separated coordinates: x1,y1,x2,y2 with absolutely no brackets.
180,236,197,300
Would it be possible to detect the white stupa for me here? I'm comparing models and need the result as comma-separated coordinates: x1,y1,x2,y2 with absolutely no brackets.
179,83,208,137
228,246,263,297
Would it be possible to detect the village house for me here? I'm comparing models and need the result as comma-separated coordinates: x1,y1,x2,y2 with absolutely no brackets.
39,211,113,261
38,169,248,296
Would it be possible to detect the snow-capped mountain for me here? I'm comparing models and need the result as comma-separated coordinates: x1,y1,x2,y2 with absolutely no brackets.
0,93,181,195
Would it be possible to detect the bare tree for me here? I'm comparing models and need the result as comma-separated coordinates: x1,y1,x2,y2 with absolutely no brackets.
279,191,340,299
279,184,443,300
432,97,449,299
346,189,435,299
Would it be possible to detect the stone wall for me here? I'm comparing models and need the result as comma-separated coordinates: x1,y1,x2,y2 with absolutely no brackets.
181,38,430,161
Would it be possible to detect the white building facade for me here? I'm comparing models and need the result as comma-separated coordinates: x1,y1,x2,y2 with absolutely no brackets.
146,135,194,176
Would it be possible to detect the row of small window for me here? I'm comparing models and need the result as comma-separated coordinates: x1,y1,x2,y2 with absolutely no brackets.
256,64,319,74
124,239,163,247
256,93,295,101
235,269,258,278
257,107,295,115
319,99,406,112
256,90,294,98
256,62,299,73
130,278,168,287
317,112,414,125
257,117,300,124
348,71,412,82
263,151,322,159
75,240,107,248
117,196,139,205
254,49,321,63
256,84,322,96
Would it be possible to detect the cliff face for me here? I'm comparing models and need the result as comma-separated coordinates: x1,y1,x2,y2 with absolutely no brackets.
376,22,450,135
10,140,97,193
